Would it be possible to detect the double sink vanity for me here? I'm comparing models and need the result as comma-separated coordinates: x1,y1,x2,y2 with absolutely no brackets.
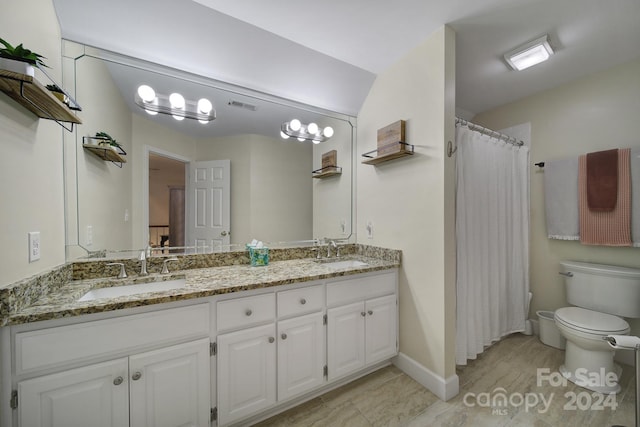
0,244,400,427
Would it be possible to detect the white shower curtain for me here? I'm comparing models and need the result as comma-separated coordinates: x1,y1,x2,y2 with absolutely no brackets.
455,125,530,366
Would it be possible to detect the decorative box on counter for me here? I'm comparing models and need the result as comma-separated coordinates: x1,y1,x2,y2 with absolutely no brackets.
247,245,269,266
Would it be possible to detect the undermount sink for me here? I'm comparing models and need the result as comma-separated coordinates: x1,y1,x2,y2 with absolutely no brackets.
78,278,186,302
319,259,369,270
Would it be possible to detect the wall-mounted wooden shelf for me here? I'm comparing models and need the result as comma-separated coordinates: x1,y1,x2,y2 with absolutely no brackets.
83,136,127,167
361,142,414,165
312,166,342,179
0,69,82,131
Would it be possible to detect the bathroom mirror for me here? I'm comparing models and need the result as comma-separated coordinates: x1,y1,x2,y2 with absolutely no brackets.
63,44,354,260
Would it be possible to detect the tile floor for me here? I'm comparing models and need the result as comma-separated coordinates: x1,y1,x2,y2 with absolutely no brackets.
254,333,636,426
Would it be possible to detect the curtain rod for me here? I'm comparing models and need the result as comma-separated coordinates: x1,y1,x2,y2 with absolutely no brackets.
455,117,525,147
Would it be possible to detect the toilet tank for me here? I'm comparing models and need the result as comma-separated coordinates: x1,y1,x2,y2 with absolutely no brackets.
560,261,640,318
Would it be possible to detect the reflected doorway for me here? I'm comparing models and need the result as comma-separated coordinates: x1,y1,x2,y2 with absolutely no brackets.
149,152,187,252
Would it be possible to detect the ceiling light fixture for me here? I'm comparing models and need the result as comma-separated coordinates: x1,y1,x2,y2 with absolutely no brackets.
504,35,554,71
281,119,334,144
134,85,216,123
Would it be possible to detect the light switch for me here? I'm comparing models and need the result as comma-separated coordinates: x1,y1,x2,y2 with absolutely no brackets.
28,231,40,262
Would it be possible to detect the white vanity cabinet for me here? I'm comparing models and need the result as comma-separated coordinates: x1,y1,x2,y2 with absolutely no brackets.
18,339,210,427
326,272,398,382
10,304,211,427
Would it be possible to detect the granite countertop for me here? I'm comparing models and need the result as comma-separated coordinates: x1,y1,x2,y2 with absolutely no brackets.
5,255,399,326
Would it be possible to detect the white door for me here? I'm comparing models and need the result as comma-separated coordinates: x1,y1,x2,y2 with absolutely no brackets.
277,312,325,401
19,358,129,427
186,159,230,252
365,295,398,365
129,338,210,427
327,301,365,381
217,323,276,426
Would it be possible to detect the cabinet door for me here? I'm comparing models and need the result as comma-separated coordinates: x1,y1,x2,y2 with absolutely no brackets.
19,358,129,427
217,323,276,426
365,295,398,365
129,338,210,427
327,301,365,381
277,312,325,401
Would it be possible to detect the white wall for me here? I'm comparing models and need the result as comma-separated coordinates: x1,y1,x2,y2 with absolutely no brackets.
0,0,66,286
356,26,457,394
474,57,640,337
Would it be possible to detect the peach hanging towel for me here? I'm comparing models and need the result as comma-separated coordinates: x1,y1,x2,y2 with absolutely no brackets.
579,148,631,246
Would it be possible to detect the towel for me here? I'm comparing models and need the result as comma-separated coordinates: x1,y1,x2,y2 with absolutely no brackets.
579,148,631,246
586,149,618,211
632,147,640,247
544,158,580,240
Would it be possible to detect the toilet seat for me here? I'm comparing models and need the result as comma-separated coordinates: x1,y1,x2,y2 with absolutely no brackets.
555,307,629,334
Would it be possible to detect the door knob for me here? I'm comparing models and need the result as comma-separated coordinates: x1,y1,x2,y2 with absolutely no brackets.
300,298,306,305
245,309,252,316
268,337,275,343
113,376,124,386
361,312,366,317
132,371,142,381
368,310,373,315
281,333,287,340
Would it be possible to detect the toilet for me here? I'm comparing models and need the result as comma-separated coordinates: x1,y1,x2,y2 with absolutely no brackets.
554,261,640,394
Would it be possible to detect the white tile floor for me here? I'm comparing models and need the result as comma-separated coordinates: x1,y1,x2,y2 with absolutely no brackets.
255,334,636,426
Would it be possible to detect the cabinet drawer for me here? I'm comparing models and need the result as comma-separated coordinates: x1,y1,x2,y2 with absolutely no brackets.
217,293,275,332
326,271,396,307
15,304,210,375
277,285,324,318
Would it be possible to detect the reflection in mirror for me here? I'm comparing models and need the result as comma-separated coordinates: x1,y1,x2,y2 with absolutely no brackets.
64,44,354,260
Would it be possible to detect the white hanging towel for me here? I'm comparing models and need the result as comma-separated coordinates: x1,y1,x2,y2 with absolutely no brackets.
544,157,580,240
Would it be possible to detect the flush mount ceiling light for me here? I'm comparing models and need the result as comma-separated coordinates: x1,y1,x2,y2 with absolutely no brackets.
280,119,334,144
504,35,554,71
134,85,216,123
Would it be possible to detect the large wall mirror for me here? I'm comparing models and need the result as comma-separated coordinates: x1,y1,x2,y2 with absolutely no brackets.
63,43,354,260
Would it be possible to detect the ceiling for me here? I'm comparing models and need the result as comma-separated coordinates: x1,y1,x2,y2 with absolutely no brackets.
53,0,640,118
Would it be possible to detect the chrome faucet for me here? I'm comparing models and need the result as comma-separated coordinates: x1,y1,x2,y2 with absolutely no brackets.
161,258,179,274
106,262,127,279
139,248,149,276
327,240,337,258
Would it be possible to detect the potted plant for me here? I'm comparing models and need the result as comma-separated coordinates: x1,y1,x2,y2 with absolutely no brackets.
0,37,48,77
95,131,123,151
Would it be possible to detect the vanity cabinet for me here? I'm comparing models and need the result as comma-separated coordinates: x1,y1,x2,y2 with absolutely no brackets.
18,338,210,427
326,272,398,382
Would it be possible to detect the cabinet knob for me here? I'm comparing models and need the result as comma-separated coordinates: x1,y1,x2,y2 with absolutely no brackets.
221,231,228,236
281,333,287,340
245,309,252,316
113,376,124,386
361,312,366,317
132,371,142,381
268,337,275,343
368,310,373,315
300,298,306,305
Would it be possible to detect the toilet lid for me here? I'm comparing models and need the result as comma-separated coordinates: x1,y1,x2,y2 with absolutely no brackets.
555,307,629,333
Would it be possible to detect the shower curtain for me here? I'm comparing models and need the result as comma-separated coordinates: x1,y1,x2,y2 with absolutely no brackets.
455,125,530,366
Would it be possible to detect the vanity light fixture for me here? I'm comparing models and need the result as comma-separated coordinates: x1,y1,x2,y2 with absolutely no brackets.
504,35,554,71
280,119,334,144
134,85,216,123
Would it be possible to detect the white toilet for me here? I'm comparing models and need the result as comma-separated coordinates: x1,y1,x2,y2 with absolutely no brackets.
554,261,640,394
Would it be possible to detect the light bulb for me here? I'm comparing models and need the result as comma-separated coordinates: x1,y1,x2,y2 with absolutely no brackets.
323,126,334,138
297,137,305,142
307,122,318,134
313,139,321,145
169,93,185,109
172,114,185,121
280,131,290,139
137,85,155,103
145,98,158,115
197,98,212,114
289,119,301,131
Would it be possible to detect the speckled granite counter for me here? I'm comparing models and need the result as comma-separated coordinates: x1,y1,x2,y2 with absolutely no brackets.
2,249,400,326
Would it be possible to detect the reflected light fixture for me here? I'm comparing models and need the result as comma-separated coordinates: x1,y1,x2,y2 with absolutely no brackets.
134,85,216,123
504,35,554,71
280,119,334,144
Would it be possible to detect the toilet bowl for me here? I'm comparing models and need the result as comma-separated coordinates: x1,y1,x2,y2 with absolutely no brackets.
555,307,630,394
555,261,640,394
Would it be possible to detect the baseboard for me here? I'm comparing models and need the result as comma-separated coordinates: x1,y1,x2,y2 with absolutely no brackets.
393,352,459,401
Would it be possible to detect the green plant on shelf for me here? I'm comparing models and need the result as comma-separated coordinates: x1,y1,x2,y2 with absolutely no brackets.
95,132,123,151
0,37,48,68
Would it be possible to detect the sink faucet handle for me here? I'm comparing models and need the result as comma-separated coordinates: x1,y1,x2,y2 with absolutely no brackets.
161,258,179,274
106,262,127,279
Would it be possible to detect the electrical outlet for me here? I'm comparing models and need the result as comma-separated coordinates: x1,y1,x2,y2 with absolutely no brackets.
86,225,93,246
28,232,40,262
366,221,374,239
